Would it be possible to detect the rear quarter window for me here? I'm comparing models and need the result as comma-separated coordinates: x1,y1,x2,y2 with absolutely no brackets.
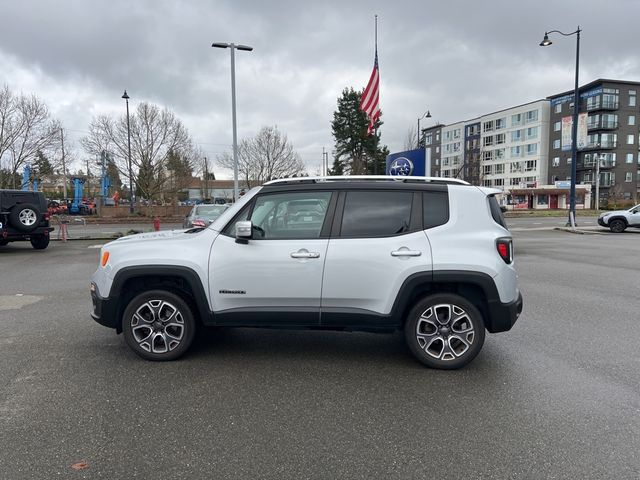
423,191,449,229
488,195,508,229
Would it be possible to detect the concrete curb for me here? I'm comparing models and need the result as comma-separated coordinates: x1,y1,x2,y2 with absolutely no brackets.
553,227,607,235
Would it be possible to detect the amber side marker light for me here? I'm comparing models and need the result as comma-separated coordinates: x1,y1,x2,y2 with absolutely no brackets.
101,251,110,267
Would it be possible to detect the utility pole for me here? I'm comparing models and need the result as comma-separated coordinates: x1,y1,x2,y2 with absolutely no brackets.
86,157,90,198
60,128,67,200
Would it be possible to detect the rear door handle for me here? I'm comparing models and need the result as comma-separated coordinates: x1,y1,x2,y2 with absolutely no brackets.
291,249,320,259
391,249,422,257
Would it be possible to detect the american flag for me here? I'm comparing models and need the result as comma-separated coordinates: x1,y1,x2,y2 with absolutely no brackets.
360,50,380,135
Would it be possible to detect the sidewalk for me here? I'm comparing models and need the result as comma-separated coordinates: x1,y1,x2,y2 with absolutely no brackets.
51,220,184,241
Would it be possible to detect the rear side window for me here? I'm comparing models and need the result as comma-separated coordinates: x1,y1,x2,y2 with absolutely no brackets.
423,191,449,229
340,191,413,237
488,195,508,229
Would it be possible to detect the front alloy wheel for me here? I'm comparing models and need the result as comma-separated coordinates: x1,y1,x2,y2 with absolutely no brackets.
609,219,626,233
405,294,485,369
122,290,196,361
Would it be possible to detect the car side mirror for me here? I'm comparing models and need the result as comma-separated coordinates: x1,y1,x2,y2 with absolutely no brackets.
235,220,252,244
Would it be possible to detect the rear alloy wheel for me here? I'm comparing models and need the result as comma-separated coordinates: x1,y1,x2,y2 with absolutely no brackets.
9,203,41,232
404,294,485,369
609,219,626,233
30,235,49,250
122,290,196,361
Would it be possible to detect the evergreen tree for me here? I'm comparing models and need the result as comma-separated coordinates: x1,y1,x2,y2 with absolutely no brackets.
34,150,54,176
330,87,386,175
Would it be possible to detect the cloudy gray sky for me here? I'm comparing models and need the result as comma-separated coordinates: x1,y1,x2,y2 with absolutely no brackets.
2,0,639,177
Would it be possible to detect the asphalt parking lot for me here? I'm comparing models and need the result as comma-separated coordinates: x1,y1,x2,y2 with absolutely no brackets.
1,230,639,479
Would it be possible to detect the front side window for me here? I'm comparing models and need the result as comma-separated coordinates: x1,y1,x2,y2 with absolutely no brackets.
245,191,332,239
340,191,413,237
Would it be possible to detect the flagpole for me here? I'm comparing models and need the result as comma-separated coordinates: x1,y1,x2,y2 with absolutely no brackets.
373,14,379,175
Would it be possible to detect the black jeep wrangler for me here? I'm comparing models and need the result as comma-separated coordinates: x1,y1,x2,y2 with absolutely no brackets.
0,190,54,250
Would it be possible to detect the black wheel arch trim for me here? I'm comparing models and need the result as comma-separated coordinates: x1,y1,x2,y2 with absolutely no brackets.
98,265,212,331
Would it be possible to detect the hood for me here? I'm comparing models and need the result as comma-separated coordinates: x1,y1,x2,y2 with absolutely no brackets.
112,228,195,244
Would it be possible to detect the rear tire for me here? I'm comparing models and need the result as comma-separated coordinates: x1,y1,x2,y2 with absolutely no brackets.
404,294,485,369
609,219,626,233
122,290,196,361
9,203,41,232
30,235,49,250
0,239,8,246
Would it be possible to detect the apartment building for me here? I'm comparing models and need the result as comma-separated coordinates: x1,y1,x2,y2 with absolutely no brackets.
547,79,640,207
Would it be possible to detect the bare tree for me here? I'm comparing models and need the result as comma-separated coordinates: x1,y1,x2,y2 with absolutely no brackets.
216,126,306,189
403,125,418,151
0,85,59,188
81,102,192,200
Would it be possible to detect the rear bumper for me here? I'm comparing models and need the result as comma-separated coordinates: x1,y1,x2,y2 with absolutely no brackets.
485,291,523,333
1,226,54,241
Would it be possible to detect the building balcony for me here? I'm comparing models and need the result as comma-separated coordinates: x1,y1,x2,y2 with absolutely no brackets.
586,121,618,131
583,140,617,150
586,101,619,112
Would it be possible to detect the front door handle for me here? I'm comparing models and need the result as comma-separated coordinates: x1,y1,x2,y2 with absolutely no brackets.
291,249,320,259
391,249,422,257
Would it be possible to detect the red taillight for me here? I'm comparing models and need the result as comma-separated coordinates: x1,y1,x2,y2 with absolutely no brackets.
43,213,50,221
496,238,513,264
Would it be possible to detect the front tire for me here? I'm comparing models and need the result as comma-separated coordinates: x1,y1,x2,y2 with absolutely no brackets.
404,294,485,369
609,219,626,233
122,290,196,361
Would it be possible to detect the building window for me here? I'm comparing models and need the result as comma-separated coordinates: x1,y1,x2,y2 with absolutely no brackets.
436,146,440,153
552,157,560,167
494,178,504,187
511,113,522,126
538,195,548,205
494,164,504,174
525,160,537,171
630,92,637,107
435,158,439,166
553,139,561,149
510,178,521,186
629,115,636,126
482,150,494,161
510,162,522,173
511,130,522,142
554,103,562,113
526,144,538,155
495,133,505,145
567,157,572,164
511,146,521,157
602,93,619,109
484,165,492,175
483,136,494,147
625,172,633,182
424,133,433,145
554,121,561,131
627,153,634,164
495,148,505,159
525,110,538,123
526,127,538,139
628,134,635,145
495,118,506,130
483,120,494,132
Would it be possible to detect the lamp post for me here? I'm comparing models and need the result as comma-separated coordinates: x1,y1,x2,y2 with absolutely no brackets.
121,90,134,213
417,110,432,149
540,27,581,228
212,42,253,201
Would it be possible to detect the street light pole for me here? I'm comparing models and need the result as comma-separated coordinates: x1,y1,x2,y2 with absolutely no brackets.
417,110,431,149
595,152,602,213
540,27,581,228
122,90,134,214
212,42,253,201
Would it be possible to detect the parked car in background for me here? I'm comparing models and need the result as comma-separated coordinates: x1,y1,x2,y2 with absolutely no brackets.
597,204,640,232
1,189,54,249
183,204,230,228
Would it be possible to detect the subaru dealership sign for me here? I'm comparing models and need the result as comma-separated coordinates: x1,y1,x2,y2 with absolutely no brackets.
386,148,429,176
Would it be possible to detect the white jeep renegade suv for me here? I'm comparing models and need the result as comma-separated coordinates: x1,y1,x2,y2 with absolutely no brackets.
90,176,522,369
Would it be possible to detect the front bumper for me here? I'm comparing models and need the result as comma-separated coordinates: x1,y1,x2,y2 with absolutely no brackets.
90,283,120,331
485,291,523,333
597,217,607,227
